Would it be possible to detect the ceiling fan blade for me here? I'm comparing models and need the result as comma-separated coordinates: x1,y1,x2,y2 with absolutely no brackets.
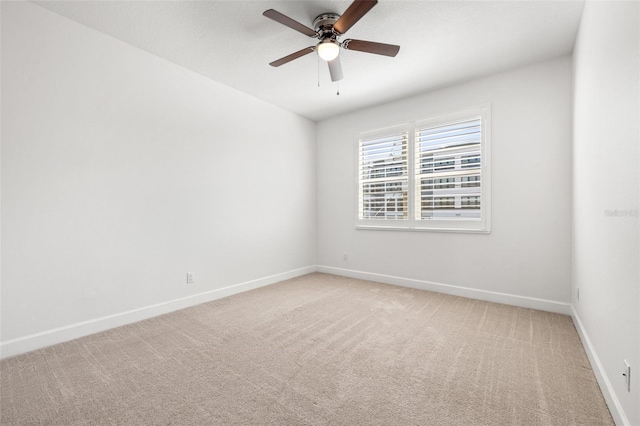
342,39,400,57
263,9,317,37
328,57,344,82
269,47,315,67
333,0,378,34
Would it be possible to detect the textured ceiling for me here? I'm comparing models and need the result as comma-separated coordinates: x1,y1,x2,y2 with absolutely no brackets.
33,1,585,122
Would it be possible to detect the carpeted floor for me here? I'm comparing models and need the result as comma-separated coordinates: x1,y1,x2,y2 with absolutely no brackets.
0,273,613,425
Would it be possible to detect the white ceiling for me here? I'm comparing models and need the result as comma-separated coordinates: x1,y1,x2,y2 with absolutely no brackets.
33,0,585,122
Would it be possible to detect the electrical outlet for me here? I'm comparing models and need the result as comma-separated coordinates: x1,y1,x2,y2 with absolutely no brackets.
577,287,580,301
343,253,348,261
623,360,631,392
186,272,194,284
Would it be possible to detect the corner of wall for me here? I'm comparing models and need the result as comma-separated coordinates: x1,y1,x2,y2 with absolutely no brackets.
0,266,317,360
571,305,630,426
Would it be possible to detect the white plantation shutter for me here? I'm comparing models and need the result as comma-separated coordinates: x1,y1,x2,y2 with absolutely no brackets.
358,131,409,220
415,118,482,220
356,105,490,232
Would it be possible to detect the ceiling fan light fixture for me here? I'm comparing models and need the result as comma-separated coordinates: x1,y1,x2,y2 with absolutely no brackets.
316,39,340,61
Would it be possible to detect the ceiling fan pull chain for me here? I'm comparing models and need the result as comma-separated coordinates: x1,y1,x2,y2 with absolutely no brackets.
318,57,320,87
336,81,340,96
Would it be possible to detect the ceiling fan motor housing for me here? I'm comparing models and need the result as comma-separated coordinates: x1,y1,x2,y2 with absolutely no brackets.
313,13,341,39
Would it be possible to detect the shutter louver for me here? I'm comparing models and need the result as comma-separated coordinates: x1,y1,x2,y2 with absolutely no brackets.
358,132,409,220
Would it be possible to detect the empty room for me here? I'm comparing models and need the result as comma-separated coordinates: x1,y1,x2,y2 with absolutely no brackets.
1,0,638,425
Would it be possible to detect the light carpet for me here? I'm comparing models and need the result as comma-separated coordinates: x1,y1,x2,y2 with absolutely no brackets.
0,273,613,425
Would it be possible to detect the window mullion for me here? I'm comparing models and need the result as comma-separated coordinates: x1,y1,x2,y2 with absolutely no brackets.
408,124,416,224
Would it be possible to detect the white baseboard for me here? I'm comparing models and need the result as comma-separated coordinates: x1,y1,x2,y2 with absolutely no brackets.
316,265,571,315
5,265,625,424
571,306,629,426
2,265,627,424
0,265,573,360
0,266,316,360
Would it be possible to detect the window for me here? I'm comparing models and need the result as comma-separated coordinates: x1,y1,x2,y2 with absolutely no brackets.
358,129,408,220
356,105,491,232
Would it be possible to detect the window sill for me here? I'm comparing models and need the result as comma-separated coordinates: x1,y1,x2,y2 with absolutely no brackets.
355,224,491,234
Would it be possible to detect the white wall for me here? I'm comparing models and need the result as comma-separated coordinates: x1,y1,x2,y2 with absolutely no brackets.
572,1,640,425
317,56,573,309
1,3,637,422
0,2,316,356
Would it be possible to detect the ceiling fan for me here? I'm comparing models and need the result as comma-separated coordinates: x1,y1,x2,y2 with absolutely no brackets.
263,0,400,82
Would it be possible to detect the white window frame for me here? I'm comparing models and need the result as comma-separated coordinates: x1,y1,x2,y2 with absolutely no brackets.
355,104,491,233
